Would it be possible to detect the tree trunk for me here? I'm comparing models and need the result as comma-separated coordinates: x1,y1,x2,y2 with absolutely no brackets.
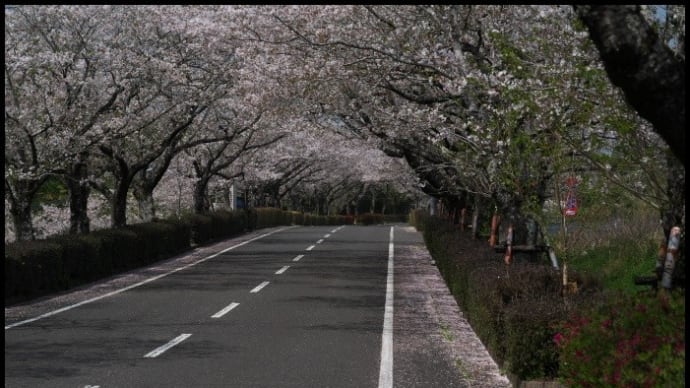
10,197,35,241
500,197,531,259
67,177,91,234
658,155,685,288
111,177,132,228
133,185,156,222
193,177,211,214
661,155,685,239
7,178,43,241
66,156,91,234
471,194,480,239
574,5,685,166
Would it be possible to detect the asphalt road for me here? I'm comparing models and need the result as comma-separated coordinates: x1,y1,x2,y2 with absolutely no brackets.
5,224,510,388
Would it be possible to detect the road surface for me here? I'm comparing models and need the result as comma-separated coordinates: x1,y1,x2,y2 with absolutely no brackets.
5,224,510,387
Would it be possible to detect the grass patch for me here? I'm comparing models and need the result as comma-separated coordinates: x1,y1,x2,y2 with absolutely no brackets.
455,358,470,379
440,323,454,342
569,237,657,293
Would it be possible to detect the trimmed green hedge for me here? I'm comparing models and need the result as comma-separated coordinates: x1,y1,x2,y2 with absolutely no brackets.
356,213,384,225
183,213,214,245
5,240,65,300
5,217,194,304
50,233,108,287
409,209,604,382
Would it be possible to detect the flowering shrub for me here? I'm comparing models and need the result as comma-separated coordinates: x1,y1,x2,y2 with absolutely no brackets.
555,290,685,387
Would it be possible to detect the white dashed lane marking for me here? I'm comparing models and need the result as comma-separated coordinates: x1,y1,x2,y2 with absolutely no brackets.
211,302,240,318
250,281,270,294
144,334,192,358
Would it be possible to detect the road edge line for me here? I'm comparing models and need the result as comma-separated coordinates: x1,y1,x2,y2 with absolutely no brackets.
378,226,394,388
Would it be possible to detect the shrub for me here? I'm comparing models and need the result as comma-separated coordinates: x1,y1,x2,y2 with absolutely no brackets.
356,213,384,225
126,221,191,263
303,214,314,226
411,211,612,381
291,211,305,225
246,208,258,230
383,214,408,223
48,233,107,287
555,290,685,387
90,228,140,270
209,210,237,239
5,240,65,301
503,295,565,380
156,217,192,253
183,214,213,245
255,207,288,228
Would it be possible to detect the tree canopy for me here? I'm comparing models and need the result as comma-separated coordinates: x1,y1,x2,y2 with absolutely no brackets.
5,5,684,245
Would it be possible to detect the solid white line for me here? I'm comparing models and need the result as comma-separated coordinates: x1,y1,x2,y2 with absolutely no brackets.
250,281,270,293
144,333,192,358
316,239,324,244
305,245,316,251
5,227,292,330
292,254,304,262
324,234,331,238
378,226,394,388
211,302,240,318
275,266,290,275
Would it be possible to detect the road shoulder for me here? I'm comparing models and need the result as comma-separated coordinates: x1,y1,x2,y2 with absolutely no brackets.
394,225,511,387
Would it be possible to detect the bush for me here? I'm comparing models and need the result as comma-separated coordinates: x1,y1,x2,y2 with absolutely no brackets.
291,211,305,225
209,210,240,239
503,296,565,380
246,208,258,230
183,214,213,245
356,213,384,225
555,290,685,387
126,221,191,263
90,228,140,270
48,233,108,287
410,210,612,381
256,207,287,228
155,217,192,253
302,214,315,226
5,240,65,301
383,214,408,223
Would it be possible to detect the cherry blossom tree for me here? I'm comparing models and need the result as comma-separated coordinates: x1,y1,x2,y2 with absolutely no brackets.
5,5,124,239
244,5,682,247
86,5,247,227
574,5,685,166
6,5,682,249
